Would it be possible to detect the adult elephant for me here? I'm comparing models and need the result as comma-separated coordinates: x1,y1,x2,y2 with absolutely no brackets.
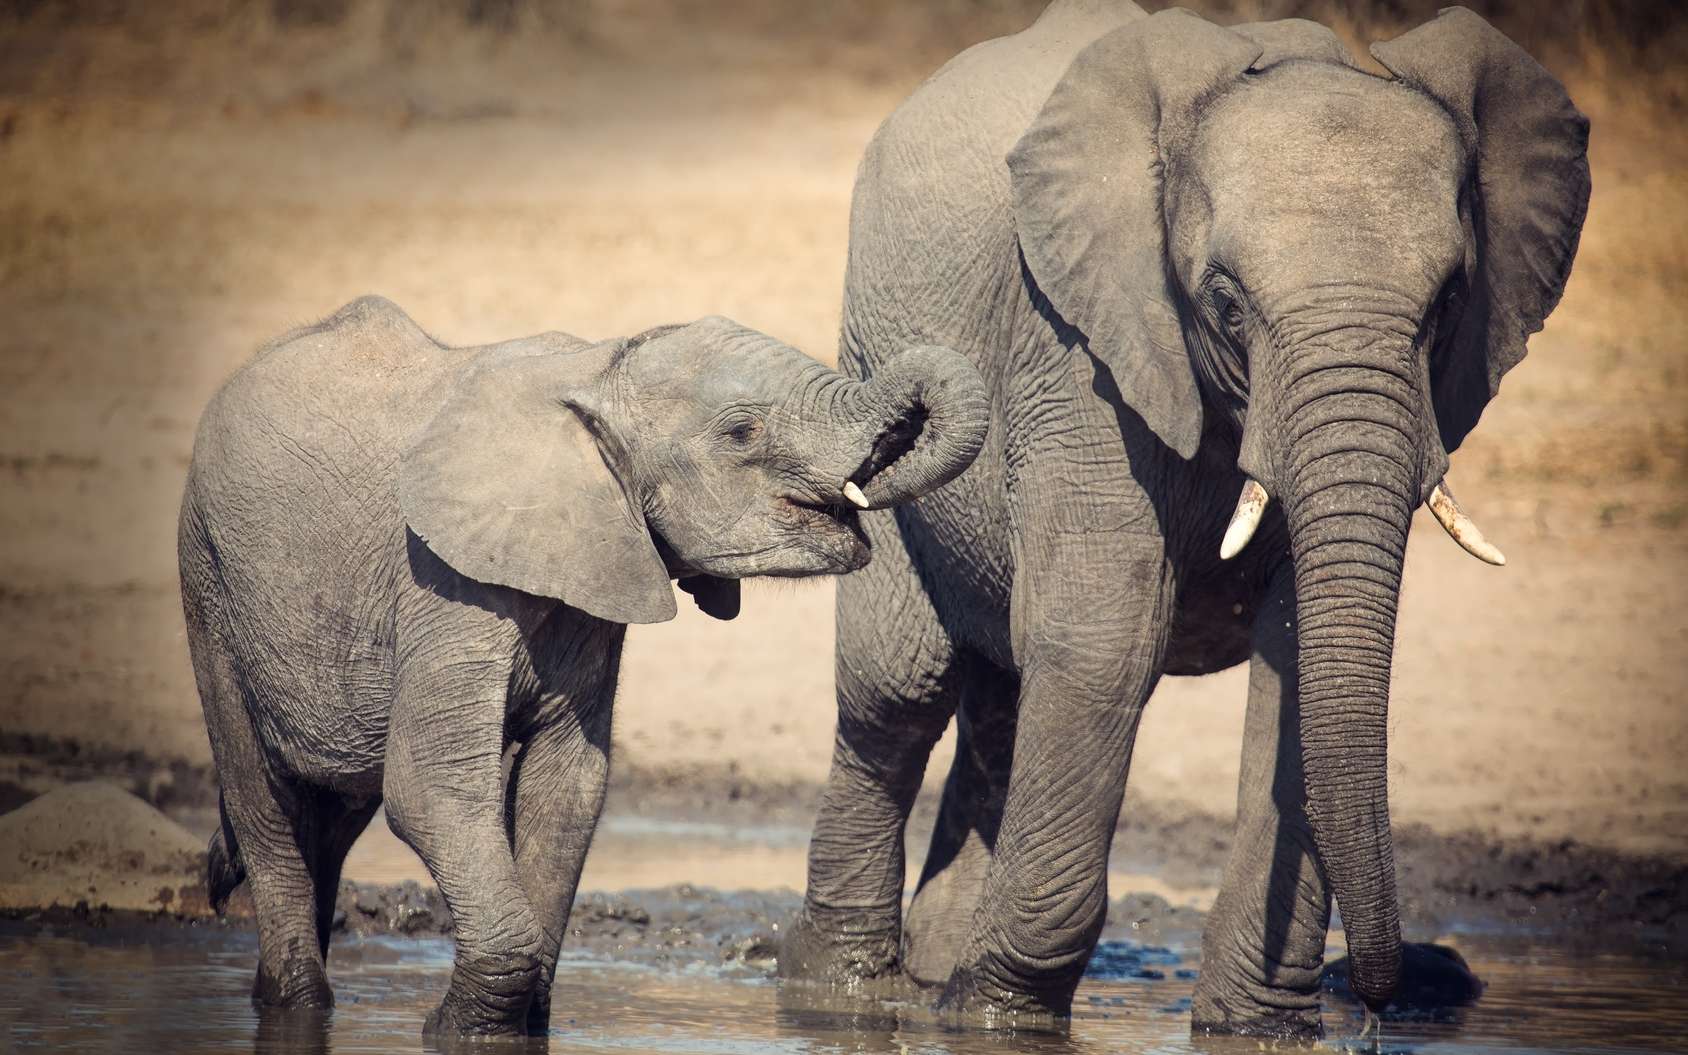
780,1,1588,1037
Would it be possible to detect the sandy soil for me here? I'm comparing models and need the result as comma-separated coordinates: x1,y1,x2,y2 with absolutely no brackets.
1,0,1685,915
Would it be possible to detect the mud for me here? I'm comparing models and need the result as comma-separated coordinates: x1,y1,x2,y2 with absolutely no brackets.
1,764,1682,961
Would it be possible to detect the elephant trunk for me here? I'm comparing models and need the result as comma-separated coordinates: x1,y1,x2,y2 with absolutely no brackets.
1278,348,1425,1013
825,346,989,508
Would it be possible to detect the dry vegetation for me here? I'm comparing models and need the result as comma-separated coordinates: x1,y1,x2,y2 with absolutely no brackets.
1,0,1684,857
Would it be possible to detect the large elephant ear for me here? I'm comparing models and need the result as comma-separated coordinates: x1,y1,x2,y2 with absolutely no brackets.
400,337,677,624
1007,9,1260,460
1372,7,1591,453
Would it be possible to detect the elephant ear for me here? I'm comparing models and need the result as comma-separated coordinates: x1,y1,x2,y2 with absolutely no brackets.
400,337,677,625
1372,7,1591,453
1008,9,1260,460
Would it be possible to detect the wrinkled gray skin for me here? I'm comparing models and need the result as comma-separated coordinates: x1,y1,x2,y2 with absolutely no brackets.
779,1,1587,1038
178,296,986,1036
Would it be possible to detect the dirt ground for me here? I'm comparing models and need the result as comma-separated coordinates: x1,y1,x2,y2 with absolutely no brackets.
1,0,1685,917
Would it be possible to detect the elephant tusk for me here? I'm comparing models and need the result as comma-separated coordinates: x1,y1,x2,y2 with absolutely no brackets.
1426,480,1506,566
1219,479,1270,560
842,481,870,509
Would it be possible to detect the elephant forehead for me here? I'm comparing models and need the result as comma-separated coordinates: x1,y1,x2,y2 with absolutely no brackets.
1187,69,1467,285
624,323,808,411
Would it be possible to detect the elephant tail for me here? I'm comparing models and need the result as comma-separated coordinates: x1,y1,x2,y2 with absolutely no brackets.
206,793,246,915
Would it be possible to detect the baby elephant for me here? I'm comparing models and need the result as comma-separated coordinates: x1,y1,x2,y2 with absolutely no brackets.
178,296,986,1035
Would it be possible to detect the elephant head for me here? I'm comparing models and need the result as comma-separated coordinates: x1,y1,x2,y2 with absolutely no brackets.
400,316,988,625
1009,8,1587,1009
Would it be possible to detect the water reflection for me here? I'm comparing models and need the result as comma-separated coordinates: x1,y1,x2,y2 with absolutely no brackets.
1,922,1684,1054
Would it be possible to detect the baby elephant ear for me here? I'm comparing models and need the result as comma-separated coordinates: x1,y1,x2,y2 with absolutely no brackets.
400,338,677,625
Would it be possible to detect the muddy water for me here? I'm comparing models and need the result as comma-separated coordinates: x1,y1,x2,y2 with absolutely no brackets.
3,920,1684,1054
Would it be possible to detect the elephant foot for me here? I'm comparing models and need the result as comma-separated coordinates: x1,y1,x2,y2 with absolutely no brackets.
422,997,533,1039
1189,994,1322,1040
900,906,971,989
1188,951,1322,1038
902,848,991,987
251,959,334,1011
776,907,902,985
1324,941,1485,1012
934,963,1070,1033
422,950,543,1038
523,990,552,1037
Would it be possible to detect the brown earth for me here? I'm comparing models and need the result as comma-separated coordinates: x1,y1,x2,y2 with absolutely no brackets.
0,0,1685,935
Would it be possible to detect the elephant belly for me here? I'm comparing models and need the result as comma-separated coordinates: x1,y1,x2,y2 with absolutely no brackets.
241,628,395,796
906,469,1016,670
1163,576,1258,676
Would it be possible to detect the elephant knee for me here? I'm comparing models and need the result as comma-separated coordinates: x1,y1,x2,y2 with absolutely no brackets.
833,647,957,774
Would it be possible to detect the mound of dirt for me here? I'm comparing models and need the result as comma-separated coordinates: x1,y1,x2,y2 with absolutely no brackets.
0,782,212,915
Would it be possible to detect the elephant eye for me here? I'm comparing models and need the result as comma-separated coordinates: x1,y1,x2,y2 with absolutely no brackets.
1425,273,1467,351
1213,290,1246,337
722,417,763,446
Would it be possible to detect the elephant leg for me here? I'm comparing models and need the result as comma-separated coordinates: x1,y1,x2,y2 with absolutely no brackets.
1191,570,1484,1034
902,659,1019,986
1191,568,1331,1037
505,685,615,1035
938,535,1173,1023
384,672,542,1037
188,620,334,1010
781,509,961,984
228,777,338,1009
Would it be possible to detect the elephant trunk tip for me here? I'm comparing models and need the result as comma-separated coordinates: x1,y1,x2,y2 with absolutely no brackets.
1350,944,1402,1014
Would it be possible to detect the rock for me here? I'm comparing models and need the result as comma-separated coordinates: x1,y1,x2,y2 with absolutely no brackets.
0,782,211,915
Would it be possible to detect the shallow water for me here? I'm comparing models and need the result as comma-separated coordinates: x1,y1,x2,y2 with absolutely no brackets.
2,920,1684,1054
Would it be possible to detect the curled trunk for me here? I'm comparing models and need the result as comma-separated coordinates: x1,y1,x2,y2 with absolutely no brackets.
819,346,990,507
1280,357,1422,1012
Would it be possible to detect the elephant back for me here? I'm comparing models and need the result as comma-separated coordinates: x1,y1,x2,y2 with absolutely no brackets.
840,0,1142,382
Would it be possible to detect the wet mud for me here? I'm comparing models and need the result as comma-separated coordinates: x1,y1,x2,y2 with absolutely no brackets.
3,737,1684,957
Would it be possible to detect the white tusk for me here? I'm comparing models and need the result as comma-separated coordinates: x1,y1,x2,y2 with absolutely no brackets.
1219,479,1270,560
1426,480,1506,566
842,481,870,510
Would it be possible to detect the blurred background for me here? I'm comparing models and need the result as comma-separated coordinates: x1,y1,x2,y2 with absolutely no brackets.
0,0,1684,904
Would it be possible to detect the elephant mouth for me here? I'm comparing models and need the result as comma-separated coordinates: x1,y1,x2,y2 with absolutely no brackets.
779,497,870,573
